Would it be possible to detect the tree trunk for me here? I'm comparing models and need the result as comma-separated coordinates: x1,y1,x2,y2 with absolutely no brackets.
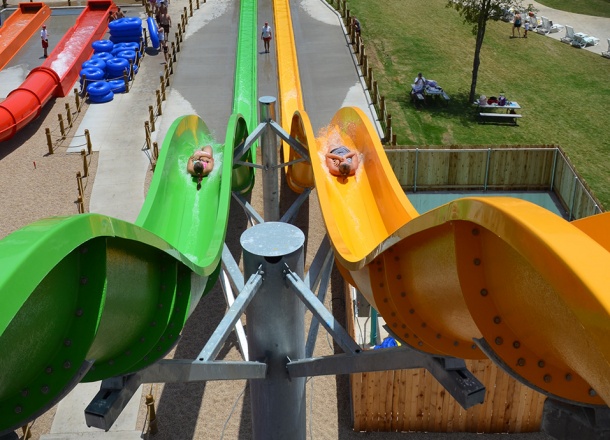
469,3,490,103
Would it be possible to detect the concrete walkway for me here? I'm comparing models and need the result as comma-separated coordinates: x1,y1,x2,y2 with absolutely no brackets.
527,1,610,55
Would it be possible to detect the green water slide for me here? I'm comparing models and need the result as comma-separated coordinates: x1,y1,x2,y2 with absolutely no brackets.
0,0,258,434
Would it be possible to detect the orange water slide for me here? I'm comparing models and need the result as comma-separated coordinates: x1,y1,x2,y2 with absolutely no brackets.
0,3,51,71
309,106,610,407
0,0,113,142
273,0,314,192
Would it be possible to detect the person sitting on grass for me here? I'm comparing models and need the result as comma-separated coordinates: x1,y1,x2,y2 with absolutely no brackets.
187,145,214,190
325,145,360,181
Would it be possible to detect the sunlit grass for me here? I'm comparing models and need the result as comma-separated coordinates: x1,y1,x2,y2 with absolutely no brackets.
347,0,610,208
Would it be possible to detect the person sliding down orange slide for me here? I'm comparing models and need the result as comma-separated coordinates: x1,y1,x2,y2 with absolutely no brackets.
325,145,360,180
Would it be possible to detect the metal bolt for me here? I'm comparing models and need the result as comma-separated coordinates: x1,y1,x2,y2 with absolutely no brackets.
421,322,426,328
383,298,388,303
453,341,459,346
513,341,521,349
396,274,402,280
379,282,384,288
80,246,88,254
589,389,597,397
41,385,49,394
495,337,503,345
436,334,441,339
64,339,72,346
473,258,481,266
517,358,526,366
418,341,423,346
404,333,409,338
63,361,72,369
472,228,480,235
45,366,53,374
565,373,572,381
538,360,545,368
151,321,157,327
80,277,88,285
471,344,477,350
75,308,83,317
140,337,146,342
21,389,29,397
409,309,415,314
400,291,406,297
390,312,396,317
480,288,488,296
544,374,552,383
392,322,398,327
14,406,22,414
158,303,163,308
493,316,502,324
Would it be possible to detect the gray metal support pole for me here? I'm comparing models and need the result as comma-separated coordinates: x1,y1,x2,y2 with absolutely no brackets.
259,96,280,221
241,222,306,440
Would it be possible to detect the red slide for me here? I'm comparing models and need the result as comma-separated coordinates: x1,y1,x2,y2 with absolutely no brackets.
0,0,113,143
0,3,51,71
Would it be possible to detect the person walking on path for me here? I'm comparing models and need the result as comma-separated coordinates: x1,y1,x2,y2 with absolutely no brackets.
261,21,272,53
40,24,49,58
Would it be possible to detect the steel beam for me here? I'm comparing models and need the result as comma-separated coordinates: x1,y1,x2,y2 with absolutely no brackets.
138,360,267,383
196,270,262,362
287,347,485,409
285,266,361,355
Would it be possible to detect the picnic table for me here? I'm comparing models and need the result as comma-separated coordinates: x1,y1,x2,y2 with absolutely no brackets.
474,100,522,125
412,84,450,107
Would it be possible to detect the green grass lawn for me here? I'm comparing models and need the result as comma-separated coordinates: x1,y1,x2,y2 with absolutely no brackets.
536,0,610,18
346,0,610,208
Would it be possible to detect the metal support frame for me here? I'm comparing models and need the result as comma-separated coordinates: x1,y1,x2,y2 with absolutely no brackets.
79,96,495,438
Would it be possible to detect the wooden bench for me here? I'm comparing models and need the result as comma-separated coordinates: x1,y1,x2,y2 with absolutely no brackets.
478,112,522,125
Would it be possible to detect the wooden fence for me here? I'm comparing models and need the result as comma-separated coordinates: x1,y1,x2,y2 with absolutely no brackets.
385,144,604,219
345,286,546,433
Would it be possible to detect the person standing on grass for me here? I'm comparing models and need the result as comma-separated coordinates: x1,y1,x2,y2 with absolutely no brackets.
41,24,49,58
261,22,272,53
512,12,522,38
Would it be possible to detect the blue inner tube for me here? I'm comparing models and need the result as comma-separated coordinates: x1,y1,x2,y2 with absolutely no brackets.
108,17,142,32
82,58,106,72
92,39,114,53
79,67,105,83
109,34,142,44
109,27,143,38
89,90,114,104
108,79,126,94
86,81,112,97
91,52,114,63
147,17,160,49
116,50,137,63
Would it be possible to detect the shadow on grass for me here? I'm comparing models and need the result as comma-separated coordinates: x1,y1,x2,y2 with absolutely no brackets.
395,90,480,128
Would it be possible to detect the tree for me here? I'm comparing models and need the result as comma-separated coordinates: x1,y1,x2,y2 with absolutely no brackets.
447,0,534,102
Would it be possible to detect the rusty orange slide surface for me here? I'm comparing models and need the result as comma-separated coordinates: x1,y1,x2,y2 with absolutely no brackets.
0,0,112,142
273,0,610,409
0,3,51,72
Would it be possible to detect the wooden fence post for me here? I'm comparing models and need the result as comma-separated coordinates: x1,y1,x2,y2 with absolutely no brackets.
156,90,163,115
45,128,53,154
58,114,66,139
149,105,156,132
81,149,89,177
85,129,92,154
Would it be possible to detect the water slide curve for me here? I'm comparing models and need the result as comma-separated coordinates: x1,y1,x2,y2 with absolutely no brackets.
0,0,113,143
0,0,257,434
272,0,610,409
0,3,51,71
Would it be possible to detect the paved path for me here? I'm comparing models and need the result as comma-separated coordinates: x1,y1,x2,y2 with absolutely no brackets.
527,1,610,55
